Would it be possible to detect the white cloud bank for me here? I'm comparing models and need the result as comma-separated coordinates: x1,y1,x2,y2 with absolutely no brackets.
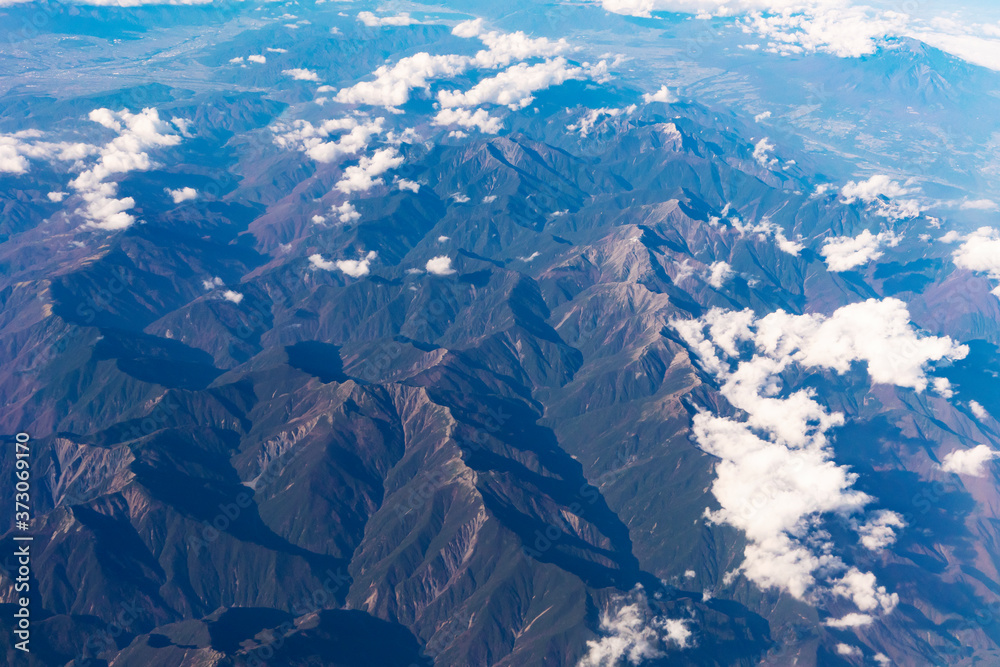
357,11,421,27
672,298,966,613
335,147,403,193
940,445,1000,477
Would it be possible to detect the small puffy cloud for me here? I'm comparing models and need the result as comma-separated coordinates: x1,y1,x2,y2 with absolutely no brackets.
267,47,287,53
940,445,1000,477
825,613,874,628
283,68,321,82
642,85,677,103
202,276,224,290
970,400,989,420
229,56,245,64
821,229,899,272
752,137,776,167
568,106,636,137
707,261,733,288
311,215,327,224
310,250,377,278
952,227,1000,279
856,510,905,551
222,290,244,304
166,186,197,203
48,191,68,202
841,175,911,203
335,147,404,193
754,110,771,122
483,195,498,203
357,11,420,27
433,107,503,134
836,644,862,658
396,178,420,192
452,18,485,39
425,255,456,275
577,589,692,667
247,54,267,64
332,201,360,223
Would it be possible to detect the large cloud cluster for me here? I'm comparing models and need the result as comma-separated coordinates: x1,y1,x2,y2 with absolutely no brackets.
69,108,186,230
672,299,966,620
272,117,385,163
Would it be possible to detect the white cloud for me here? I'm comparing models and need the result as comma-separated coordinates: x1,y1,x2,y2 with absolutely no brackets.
940,445,1000,477
483,195,498,203
825,613,874,628
357,11,420,27
856,510,905,551
752,137,777,167
0,131,97,175
672,299,965,610
335,147,404,193
425,255,456,275
248,54,267,64
841,175,911,203
716,212,803,255
202,276,223,290
642,85,677,103
433,107,503,134
741,6,909,59
48,191,68,202
311,215,327,224
166,186,197,203
222,290,244,304
875,654,891,666
335,53,469,108
267,47,287,53
437,58,606,111
841,175,922,220
577,589,692,667
836,644,862,658
970,400,989,421
69,108,184,230
453,19,573,68
754,110,771,122
568,106,637,137
707,261,733,288
283,68,321,82
310,250,377,278
272,117,385,164
821,229,899,272
332,201,360,223
396,177,420,192
959,198,999,211
952,227,1000,280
